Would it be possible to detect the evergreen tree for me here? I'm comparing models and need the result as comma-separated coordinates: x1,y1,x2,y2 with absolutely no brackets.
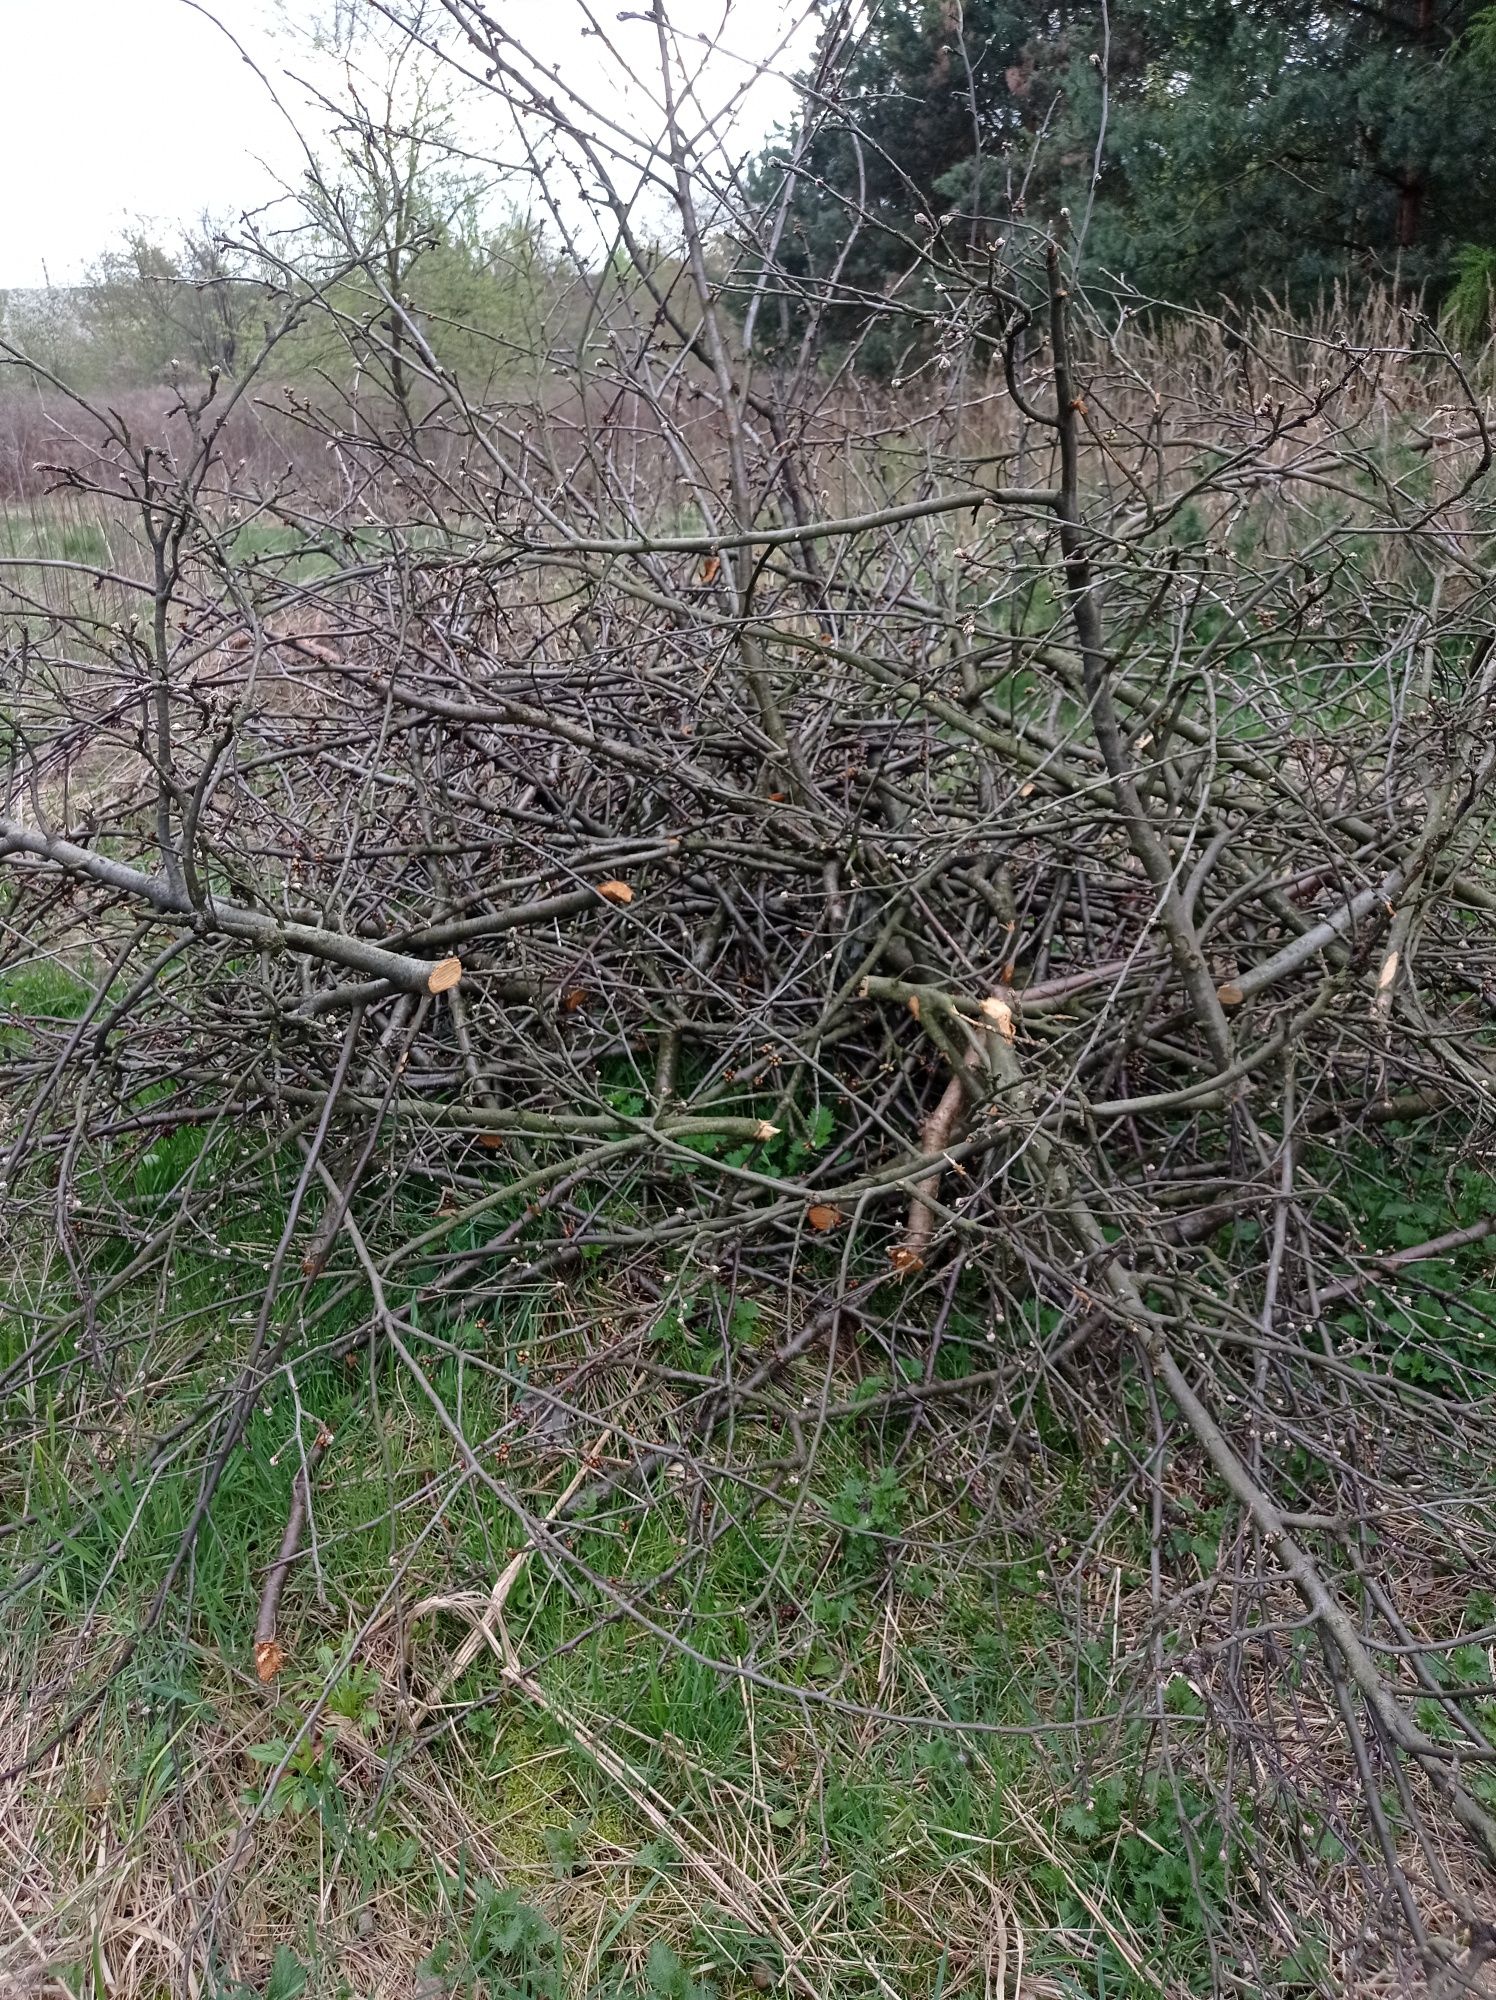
743,0,1496,346
1099,0,1496,302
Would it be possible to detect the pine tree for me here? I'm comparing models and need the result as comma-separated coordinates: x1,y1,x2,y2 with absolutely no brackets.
741,0,1496,347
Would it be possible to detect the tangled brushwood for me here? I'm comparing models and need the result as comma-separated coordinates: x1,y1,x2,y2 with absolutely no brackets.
3,8,1496,1995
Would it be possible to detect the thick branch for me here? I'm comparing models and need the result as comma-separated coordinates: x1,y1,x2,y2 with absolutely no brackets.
0,819,461,996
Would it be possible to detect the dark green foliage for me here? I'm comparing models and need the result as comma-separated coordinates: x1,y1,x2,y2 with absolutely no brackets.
1447,241,1496,342
1094,0,1496,305
744,0,1496,347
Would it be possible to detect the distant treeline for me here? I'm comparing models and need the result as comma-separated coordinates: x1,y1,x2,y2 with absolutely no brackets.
5,1,1495,401
0,206,566,398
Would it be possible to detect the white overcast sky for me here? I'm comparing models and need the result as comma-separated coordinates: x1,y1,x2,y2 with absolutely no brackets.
0,0,817,288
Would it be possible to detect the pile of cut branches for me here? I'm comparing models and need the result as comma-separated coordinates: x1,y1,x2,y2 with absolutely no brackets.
3,10,1496,1991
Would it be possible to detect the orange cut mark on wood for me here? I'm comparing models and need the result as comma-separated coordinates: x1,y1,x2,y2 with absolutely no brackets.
427,956,462,993
807,1203,844,1232
597,880,634,905
980,995,1015,1040
254,1639,285,1683
1216,982,1245,1006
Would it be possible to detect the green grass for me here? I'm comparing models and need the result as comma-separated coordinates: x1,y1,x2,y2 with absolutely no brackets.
1,957,96,1044
0,495,125,566
2,1169,1230,1998
6,966,1494,1999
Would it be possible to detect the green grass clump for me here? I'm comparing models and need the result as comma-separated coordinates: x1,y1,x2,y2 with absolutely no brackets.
1,1212,1213,2000
12,1103,1492,1999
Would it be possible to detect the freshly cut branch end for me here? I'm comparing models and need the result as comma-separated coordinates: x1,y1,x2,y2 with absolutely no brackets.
253,1426,333,1684
426,956,463,994
254,1639,286,1684
980,994,1016,1040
